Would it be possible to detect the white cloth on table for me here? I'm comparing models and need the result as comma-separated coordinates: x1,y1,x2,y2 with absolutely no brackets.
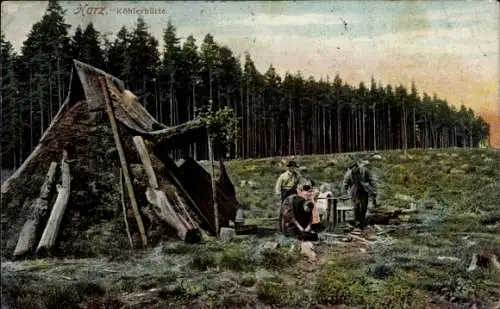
315,191,333,217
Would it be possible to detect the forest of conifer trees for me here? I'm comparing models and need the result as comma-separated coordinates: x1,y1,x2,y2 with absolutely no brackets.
0,2,490,169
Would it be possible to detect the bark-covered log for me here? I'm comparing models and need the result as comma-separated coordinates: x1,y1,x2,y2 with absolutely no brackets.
366,208,403,225
149,119,207,150
13,162,58,258
133,136,201,243
36,159,71,254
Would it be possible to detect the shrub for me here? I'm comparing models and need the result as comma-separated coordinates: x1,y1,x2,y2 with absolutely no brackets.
259,248,299,270
219,247,254,271
190,251,217,271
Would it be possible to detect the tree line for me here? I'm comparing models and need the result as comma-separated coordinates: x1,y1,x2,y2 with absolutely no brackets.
0,1,490,169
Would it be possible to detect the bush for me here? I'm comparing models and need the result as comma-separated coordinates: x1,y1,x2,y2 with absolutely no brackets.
219,247,254,271
190,251,217,271
259,248,299,270
314,263,426,308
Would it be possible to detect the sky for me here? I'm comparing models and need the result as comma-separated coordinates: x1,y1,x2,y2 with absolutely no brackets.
1,0,499,146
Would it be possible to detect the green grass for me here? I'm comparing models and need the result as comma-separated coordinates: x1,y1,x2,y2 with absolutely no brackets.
2,148,499,309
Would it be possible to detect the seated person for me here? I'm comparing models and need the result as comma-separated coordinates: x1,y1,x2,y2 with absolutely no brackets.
279,184,318,241
234,204,250,226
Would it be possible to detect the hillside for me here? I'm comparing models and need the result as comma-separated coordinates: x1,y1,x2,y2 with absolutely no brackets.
2,148,500,309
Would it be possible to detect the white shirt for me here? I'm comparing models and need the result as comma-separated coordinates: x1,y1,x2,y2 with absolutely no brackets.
316,191,333,215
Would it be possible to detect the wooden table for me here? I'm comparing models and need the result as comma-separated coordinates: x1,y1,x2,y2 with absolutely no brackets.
324,196,352,231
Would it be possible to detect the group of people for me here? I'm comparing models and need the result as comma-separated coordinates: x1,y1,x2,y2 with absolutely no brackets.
275,157,377,240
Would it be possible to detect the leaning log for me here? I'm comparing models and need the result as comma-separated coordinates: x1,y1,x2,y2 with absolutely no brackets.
100,77,147,247
145,188,189,240
36,158,71,254
13,162,58,258
133,136,201,242
1,102,70,194
207,132,220,237
148,118,207,150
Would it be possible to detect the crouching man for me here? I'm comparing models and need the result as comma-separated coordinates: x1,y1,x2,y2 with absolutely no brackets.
279,184,318,241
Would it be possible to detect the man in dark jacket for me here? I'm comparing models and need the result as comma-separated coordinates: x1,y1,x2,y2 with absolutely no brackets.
279,184,318,241
342,158,377,229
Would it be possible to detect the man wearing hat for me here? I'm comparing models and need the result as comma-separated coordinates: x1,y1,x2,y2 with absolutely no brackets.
275,160,303,202
342,156,378,229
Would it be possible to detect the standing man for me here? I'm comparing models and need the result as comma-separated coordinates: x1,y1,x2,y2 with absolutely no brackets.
342,157,377,229
275,160,302,202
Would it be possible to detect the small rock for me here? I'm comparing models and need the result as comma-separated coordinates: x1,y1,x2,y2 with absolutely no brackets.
328,159,339,165
451,153,459,157
298,166,308,171
460,164,471,171
261,241,279,250
247,180,259,188
394,193,415,202
449,168,465,174
255,269,275,280
219,228,235,243
372,154,383,160
421,199,437,209
300,241,317,262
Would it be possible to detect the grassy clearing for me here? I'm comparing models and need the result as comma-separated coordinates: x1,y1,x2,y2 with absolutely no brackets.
2,148,499,308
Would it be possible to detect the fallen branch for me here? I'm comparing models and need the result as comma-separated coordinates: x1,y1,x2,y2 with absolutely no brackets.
13,162,58,258
36,157,71,254
348,233,375,245
120,168,134,249
321,232,345,238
